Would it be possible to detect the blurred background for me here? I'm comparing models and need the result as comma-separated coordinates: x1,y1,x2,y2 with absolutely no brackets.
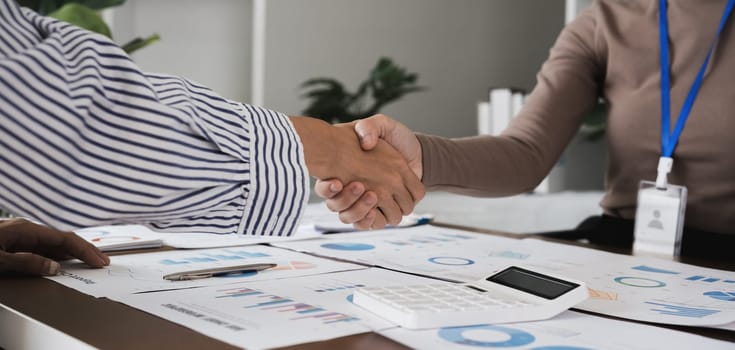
110,0,562,138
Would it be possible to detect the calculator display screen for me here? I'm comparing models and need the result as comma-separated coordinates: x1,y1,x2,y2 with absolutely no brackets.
487,267,579,299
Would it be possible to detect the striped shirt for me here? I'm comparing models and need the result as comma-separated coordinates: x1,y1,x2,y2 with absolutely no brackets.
0,0,309,236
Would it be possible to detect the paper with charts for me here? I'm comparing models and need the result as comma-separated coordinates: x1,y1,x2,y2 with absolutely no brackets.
47,245,364,297
552,252,735,326
74,224,320,250
273,225,735,327
114,268,447,350
271,225,616,283
380,310,734,350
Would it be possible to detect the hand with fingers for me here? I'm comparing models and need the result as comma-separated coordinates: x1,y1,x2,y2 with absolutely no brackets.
314,114,423,229
290,115,425,229
0,218,110,276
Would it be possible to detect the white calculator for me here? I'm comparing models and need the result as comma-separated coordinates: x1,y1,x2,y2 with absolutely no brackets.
352,266,588,329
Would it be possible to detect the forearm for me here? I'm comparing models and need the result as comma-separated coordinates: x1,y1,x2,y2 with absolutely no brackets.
419,9,602,196
418,133,554,196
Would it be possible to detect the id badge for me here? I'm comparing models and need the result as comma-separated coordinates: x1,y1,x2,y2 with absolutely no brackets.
633,180,687,256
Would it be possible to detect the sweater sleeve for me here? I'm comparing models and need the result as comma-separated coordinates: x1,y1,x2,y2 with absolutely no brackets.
0,1,308,235
418,6,604,196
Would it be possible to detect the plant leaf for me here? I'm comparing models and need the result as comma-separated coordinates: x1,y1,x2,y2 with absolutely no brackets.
64,0,126,10
300,56,424,123
121,33,160,54
49,3,112,37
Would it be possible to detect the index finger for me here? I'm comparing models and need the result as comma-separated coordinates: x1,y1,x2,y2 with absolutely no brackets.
60,231,109,267
3,220,109,267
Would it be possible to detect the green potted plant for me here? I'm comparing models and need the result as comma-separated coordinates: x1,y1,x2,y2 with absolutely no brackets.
17,0,159,54
301,57,425,124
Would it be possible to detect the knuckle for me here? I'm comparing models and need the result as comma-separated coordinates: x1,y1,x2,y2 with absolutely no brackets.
325,200,340,212
339,211,356,224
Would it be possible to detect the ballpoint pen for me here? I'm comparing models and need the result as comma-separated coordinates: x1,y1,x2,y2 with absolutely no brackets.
163,263,277,281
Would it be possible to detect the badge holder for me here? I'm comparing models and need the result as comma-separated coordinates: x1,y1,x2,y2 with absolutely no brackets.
633,159,687,256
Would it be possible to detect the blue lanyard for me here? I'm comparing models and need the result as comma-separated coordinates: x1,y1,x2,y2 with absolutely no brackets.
659,0,735,157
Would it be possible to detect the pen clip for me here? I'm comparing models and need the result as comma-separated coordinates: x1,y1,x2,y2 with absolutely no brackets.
163,263,277,281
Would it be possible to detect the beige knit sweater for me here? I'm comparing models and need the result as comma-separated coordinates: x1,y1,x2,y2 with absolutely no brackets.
418,0,735,235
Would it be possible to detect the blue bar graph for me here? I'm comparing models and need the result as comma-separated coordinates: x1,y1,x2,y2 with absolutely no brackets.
384,234,473,246
245,296,292,308
203,254,244,260
704,291,735,302
686,276,705,281
223,250,270,258
216,288,263,298
438,233,475,240
632,265,680,274
160,259,188,265
291,312,359,324
645,301,720,318
158,249,271,265
489,251,530,260
227,289,362,325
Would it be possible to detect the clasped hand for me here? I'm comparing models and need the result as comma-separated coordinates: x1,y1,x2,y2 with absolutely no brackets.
315,115,422,229
0,218,109,276
291,116,424,229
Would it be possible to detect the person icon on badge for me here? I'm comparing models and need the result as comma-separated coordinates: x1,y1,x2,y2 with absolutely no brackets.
648,210,664,230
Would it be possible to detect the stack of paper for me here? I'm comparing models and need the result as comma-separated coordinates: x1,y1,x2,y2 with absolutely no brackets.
74,225,163,252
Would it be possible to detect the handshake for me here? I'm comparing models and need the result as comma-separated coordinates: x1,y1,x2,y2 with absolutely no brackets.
290,114,423,230
0,114,419,277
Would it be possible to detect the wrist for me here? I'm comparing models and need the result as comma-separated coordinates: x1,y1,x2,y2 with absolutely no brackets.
289,116,337,178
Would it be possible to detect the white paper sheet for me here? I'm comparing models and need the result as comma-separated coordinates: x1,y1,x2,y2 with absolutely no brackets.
272,225,613,283
380,310,734,350
75,225,163,251
112,268,445,349
300,202,432,233
47,245,365,297
76,224,322,250
275,226,735,327
112,268,451,350
561,255,735,326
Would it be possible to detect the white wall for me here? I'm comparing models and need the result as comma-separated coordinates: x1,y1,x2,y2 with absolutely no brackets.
111,0,253,103
113,0,564,138
107,0,602,191
263,0,565,137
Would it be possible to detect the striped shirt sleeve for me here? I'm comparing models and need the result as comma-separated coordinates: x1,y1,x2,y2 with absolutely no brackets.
0,0,309,236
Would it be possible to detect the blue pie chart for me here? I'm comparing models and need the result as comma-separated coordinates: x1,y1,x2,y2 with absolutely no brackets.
438,325,535,347
428,256,475,266
704,291,735,301
320,242,375,251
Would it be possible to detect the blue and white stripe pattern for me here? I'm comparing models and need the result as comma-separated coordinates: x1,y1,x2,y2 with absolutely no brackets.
0,0,309,235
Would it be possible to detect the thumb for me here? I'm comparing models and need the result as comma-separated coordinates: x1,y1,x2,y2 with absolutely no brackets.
355,115,392,150
0,251,61,276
